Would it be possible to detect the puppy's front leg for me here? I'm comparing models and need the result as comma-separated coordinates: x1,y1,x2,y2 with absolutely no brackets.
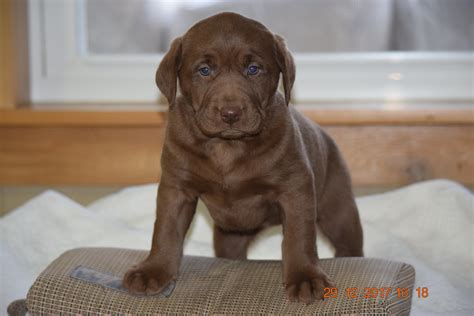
279,184,335,303
123,183,197,295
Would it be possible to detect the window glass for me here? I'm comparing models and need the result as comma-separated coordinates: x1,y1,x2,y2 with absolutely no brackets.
84,0,473,55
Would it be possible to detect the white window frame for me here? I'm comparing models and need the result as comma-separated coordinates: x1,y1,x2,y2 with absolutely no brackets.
29,0,474,104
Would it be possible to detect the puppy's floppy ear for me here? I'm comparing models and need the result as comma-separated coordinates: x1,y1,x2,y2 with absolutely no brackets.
274,34,296,105
156,37,182,106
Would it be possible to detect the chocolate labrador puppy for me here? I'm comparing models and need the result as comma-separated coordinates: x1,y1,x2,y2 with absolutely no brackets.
123,12,363,303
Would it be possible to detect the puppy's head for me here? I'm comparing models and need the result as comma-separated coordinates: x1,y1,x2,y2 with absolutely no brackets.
156,12,295,140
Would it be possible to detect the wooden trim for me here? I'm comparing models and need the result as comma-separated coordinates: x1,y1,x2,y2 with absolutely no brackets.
0,109,168,127
329,125,473,186
1,106,472,186
1,124,472,186
0,126,164,185
1,107,473,127
299,107,474,125
13,0,30,105
0,0,16,108
0,0,29,109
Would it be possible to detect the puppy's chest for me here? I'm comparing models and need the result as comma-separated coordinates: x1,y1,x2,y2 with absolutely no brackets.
205,140,245,171
188,141,281,230
199,177,279,231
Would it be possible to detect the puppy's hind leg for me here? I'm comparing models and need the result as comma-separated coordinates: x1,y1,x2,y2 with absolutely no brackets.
213,226,258,260
317,167,364,257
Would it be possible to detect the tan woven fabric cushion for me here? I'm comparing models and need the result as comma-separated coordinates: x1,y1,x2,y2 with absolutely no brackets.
26,248,415,315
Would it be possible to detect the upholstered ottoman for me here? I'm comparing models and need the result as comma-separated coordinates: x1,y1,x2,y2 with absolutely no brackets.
19,248,414,315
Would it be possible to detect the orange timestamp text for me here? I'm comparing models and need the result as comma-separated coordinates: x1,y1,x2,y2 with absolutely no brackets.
323,287,429,299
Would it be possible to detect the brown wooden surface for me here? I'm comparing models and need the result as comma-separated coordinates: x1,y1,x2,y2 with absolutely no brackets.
0,126,165,185
300,107,474,125
0,0,16,109
1,106,473,126
0,109,168,127
1,123,472,186
329,125,473,185
0,0,29,109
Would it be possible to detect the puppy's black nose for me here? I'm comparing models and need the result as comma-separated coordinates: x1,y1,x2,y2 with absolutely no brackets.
220,107,241,124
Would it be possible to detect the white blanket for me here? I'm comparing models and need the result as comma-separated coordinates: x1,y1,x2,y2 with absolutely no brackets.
1,179,472,315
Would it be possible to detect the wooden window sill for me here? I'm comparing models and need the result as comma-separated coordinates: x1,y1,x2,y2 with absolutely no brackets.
1,103,472,186
0,103,472,127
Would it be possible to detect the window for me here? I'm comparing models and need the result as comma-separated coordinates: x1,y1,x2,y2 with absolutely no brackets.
29,0,473,104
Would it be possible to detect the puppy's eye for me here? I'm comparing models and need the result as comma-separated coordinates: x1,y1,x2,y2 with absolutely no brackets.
247,65,260,76
199,66,211,76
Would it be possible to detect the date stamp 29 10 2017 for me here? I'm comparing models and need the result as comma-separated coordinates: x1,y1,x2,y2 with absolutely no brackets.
323,287,429,299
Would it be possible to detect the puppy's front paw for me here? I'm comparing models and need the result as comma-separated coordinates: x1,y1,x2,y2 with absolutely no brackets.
122,259,175,295
285,265,335,304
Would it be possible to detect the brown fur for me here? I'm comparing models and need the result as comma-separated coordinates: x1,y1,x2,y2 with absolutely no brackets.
123,12,363,303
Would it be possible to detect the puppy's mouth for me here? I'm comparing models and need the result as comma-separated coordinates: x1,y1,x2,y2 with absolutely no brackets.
195,107,264,140
219,129,248,140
